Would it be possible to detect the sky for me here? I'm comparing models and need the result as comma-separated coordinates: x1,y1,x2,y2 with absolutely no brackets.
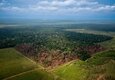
0,0,115,20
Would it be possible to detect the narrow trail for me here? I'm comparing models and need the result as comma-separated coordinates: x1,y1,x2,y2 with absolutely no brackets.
3,68,39,80
97,74,105,80
49,60,77,72
3,50,77,80
3,59,77,80
3,50,45,80
16,50,44,69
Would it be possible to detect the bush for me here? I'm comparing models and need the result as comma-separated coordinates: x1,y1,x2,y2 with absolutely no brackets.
77,51,90,61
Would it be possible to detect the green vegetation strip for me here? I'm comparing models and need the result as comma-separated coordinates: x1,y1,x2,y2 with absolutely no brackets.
0,48,37,79
53,50,115,80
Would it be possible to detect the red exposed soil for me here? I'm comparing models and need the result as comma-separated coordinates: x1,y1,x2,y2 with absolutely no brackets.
77,44,105,56
37,50,77,68
15,44,105,68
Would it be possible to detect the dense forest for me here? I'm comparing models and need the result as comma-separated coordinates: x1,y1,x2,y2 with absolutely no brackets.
0,25,113,67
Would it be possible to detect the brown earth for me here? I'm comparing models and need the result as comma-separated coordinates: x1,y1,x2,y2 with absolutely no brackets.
15,44,105,68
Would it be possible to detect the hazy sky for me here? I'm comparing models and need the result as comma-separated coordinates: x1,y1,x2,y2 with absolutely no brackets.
0,0,115,20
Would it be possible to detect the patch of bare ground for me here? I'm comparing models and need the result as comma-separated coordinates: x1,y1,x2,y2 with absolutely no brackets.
97,74,105,80
37,50,77,69
77,44,105,56
15,44,105,69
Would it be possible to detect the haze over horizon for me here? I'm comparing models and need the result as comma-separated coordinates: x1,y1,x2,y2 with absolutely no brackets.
0,0,115,20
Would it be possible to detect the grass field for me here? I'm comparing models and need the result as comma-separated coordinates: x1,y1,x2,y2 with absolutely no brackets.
53,50,115,80
53,60,88,80
87,50,115,65
0,48,38,79
86,50,115,80
0,48,62,80
5,68,61,80
101,37,115,49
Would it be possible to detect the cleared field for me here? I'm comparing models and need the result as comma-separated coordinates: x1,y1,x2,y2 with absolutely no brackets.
65,29,115,37
86,50,115,80
101,37,115,49
87,50,115,65
53,60,88,80
0,27,115,80
53,50,115,80
5,68,61,80
0,48,38,79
